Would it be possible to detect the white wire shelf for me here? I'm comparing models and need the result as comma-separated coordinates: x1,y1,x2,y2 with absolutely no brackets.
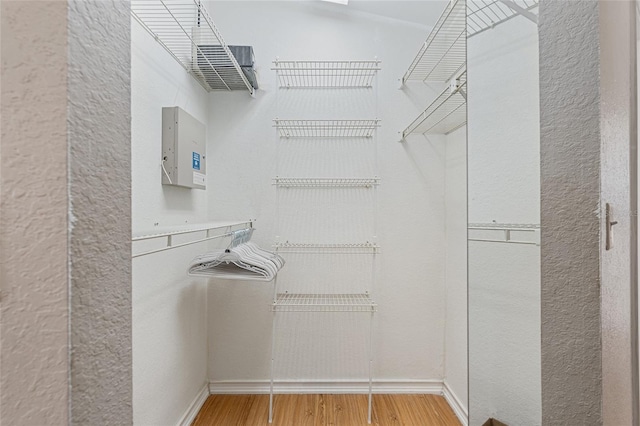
467,0,539,38
402,0,466,84
274,242,380,254
468,222,540,246
132,220,253,258
273,177,379,188
272,60,381,88
130,0,254,94
402,72,466,138
272,293,377,312
273,119,380,138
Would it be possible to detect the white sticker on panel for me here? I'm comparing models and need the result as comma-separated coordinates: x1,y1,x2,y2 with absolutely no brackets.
193,171,206,186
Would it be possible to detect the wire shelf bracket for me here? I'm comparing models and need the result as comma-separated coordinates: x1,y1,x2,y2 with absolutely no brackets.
401,71,466,140
272,293,377,313
467,0,539,38
273,119,381,138
130,0,254,95
272,60,381,88
402,0,466,84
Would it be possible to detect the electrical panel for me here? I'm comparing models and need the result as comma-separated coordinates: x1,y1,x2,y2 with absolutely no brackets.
162,106,206,190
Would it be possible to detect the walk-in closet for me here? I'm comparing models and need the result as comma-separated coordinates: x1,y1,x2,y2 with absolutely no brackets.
130,1,540,424
7,0,640,424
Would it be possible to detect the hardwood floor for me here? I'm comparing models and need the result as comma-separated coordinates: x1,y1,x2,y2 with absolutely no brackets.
192,394,461,426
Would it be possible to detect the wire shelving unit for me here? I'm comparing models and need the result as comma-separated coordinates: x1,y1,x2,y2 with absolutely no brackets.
270,58,380,424
402,0,466,84
467,0,539,38
272,293,377,313
273,119,381,138
273,177,379,188
468,222,540,245
130,0,254,94
272,60,381,88
402,72,466,138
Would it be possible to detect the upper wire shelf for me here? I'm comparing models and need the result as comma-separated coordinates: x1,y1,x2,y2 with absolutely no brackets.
402,0,539,83
130,0,254,94
467,0,539,38
272,293,377,313
402,0,466,84
402,72,466,138
272,60,381,88
274,242,380,254
273,177,380,188
273,119,380,138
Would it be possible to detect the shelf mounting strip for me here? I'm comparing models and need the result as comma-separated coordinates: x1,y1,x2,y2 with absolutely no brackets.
468,222,540,245
132,220,253,258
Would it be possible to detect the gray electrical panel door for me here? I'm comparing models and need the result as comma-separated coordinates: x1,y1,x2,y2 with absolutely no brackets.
162,106,206,190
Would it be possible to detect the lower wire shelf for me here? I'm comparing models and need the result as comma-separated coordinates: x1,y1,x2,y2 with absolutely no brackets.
402,71,467,138
272,293,377,312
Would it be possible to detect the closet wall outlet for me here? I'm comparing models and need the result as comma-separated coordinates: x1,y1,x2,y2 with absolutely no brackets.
162,106,207,190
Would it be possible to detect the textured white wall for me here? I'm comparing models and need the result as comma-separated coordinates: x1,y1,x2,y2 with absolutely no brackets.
467,14,541,426
131,15,211,426
68,1,132,423
203,1,452,387
0,2,70,423
539,1,602,424
444,126,468,415
2,1,133,424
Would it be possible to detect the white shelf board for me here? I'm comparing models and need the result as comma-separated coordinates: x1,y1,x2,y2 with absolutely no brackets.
274,119,380,138
132,220,253,258
468,222,540,230
272,60,380,88
133,220,252,241
272,293,377,312
468,222,540,245
402,0,466,83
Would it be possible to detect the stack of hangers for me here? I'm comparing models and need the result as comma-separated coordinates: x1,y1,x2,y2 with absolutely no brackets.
188,228,285,281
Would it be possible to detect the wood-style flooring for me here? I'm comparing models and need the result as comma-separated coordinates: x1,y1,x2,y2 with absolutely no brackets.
192,394,461,426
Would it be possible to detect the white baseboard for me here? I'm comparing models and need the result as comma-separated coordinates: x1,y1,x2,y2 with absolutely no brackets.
178,383,209,426
442,381,468,426
209,379,444,395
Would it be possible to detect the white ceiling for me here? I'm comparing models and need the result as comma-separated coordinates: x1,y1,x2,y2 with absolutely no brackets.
329,0,448,28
